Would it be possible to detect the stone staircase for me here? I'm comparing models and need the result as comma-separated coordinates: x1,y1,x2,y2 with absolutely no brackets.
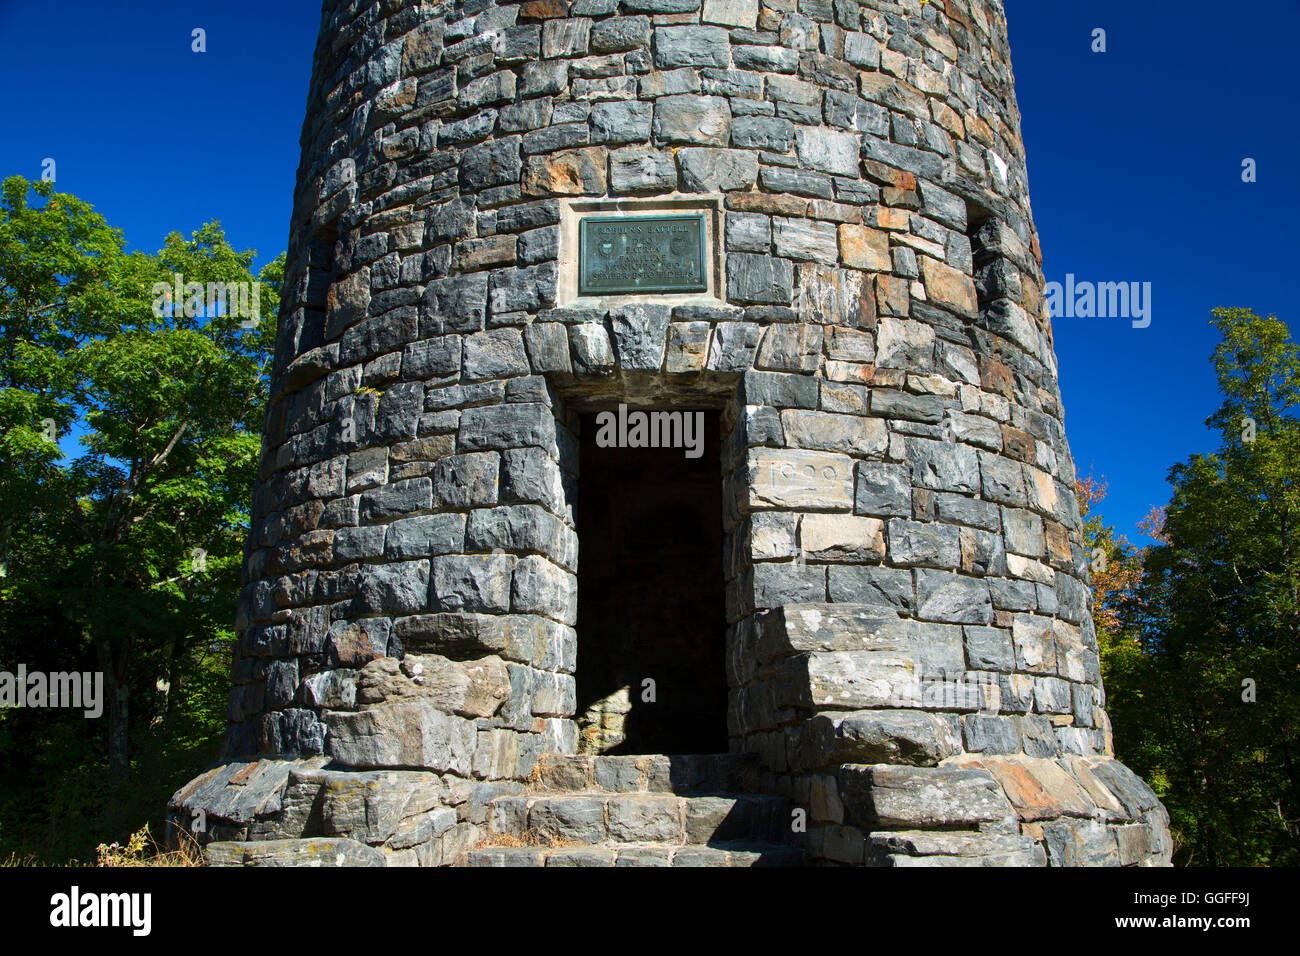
466,753,805,867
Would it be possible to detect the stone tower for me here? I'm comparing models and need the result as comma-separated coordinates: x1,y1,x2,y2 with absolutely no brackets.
170,0,1172,867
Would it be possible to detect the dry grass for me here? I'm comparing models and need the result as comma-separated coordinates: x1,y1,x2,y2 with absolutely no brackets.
474,828,579,850
1,823,206,867
94,824,205,868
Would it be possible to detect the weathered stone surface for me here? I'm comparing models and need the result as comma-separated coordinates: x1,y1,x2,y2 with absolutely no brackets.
609,147,678,193
745,449,853,512
779,650,922,710
653,95,731,146
915,569,993,625
1042,818,1120,867
570,322,617,374
795,127,859,176
866,830,1044,867
800,711,961,768
609,304,671,370
921,256,978,318
965,626,1015,671
756,323,821,373
707,322,762,371
459,403,556,451
350,560,431,616
589,101,652,144
432,554,515,613
523,148,608,196
840,224,891,271
782,410,887,457
653,26,730,70
423,273,488,333
207,838,386,867
677,147,758,192
957,755,1096,823
665,321,711,373
908,439,981,494
839,765,1015,829
462,329,529,381
726,253,794,305
888,520,961,569
799,514,885,562
828,565,915,613
355,655,511,719
590,17,651,54
460,137,522,191
177,0,1169,870
755,604,908,660
702,0,757,28
773,218,838,264
327,698,477,773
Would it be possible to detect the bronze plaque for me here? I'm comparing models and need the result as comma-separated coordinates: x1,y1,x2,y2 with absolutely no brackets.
578,214,707,296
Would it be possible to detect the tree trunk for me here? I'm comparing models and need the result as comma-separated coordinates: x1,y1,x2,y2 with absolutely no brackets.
151,638,181,728
96,638,132,783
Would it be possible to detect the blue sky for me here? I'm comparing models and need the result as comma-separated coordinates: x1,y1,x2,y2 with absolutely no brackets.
1,0,1296,541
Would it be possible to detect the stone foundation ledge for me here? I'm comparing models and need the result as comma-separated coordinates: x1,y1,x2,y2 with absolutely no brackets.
812,755,1171,866
167,757,520,866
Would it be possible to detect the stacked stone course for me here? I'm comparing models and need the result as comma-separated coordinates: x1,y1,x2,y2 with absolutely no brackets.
169,0,1173,867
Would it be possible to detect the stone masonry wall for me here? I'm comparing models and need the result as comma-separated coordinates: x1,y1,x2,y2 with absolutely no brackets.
169,0,1173,867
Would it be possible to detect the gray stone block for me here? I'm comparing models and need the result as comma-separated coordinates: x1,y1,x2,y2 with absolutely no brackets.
854,462,912,518
459,404,557,452
726,253,795,305
609,147,678,193
351,560,431,616
386,513,466,559
965,626,1014,671
609,304,672,370
653,95,731,146
801,710,961,768
678,147,758,191
909,438,981,494
462,328,529,381
839,765,1014,829
359,477,433,522
888,519,961,568
828,565,915,613
590,16,650,54
915,569,993,625
432,554,514,613
570,322,617,375
588,100,652,144
653,26,731,69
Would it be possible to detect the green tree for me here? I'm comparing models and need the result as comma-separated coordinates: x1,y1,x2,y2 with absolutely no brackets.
1098,307,1300,865
0,176,281,860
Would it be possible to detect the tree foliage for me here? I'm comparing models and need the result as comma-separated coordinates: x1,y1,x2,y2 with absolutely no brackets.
0,177,281,862
1090,308,1300,866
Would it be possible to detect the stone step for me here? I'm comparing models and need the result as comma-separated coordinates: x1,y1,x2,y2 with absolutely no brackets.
533,752,763,795
467,841,806,868
487,791,795,846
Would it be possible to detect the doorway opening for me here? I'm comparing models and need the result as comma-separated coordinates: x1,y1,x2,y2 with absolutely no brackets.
575,409,729,756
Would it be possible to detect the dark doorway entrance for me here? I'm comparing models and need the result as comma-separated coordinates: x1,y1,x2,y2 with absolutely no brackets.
576,409,728,755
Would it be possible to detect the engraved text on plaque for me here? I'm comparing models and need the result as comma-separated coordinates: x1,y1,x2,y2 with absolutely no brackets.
578,214,707,296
